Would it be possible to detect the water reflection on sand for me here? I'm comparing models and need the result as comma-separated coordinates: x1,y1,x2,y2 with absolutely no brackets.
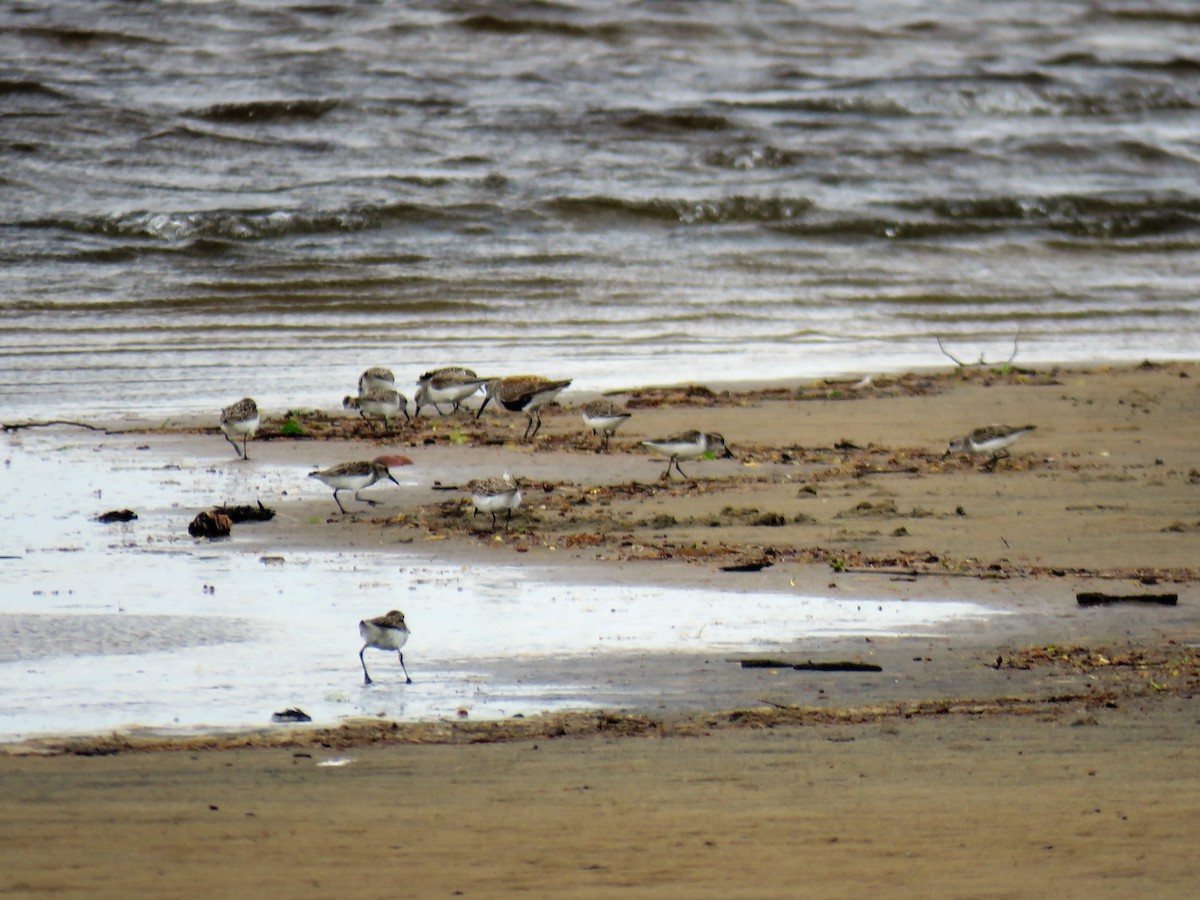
0,430,996,740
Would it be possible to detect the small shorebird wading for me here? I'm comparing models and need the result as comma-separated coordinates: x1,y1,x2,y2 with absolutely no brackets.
308,455,412,514
581,398,632,450
944,424,1036,470
476,375,572,439
471,473,522,530
358,609,411,684
343,389,409,430
358,367,395,395
219,397,259,460
642,430,734,479
413,367,487,416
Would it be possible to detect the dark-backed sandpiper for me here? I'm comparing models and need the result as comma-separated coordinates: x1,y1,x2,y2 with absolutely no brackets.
642,430,733,479
358,609,412,684
581,398,632,450
470,473,522,530
945,424,1036,470
308,456,412,513
219,397,259,460
476,375,572,439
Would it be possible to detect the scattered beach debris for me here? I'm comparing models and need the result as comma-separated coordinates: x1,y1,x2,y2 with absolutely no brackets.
95,509,138,523
1076,592,1178,607
271,708,312,723
188,510,232,539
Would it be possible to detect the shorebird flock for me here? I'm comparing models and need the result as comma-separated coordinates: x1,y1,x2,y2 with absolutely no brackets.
219,366,1041,523
218,366,1039,686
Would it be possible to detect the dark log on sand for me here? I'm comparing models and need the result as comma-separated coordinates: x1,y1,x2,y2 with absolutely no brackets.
738,659,883,672
1076,592,1178,607
720,561,773,572
213,500,275,523
95,509,138,523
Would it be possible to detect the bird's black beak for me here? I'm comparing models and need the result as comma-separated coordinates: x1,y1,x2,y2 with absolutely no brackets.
387,472,400,485
476,397,490,418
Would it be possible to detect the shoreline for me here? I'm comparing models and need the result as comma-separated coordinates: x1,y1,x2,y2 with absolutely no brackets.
3,360,1199,896
3,359,1197,748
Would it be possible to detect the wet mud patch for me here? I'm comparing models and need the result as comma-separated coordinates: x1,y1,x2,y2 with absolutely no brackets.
0,613,257,663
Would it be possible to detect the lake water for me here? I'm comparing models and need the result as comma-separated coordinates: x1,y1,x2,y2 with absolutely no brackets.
2,1,1198,422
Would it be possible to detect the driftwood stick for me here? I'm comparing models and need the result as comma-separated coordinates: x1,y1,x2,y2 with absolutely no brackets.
1076,592,1178,607
936,332,1021,369
2,419,112,433
936,336,970,367
756,698,795,710
837,567,1010,580
739,659,883,673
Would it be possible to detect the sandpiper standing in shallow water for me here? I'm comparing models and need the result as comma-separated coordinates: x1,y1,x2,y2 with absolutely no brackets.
343,389,409,430
581,398,632,450
471,473,522,530
642,431,734,479
476,375,572,439
308,456,412,514
944,424,1036,470
358,609,411,684
219,397,259,460
413,367,487,417
358,366,395,395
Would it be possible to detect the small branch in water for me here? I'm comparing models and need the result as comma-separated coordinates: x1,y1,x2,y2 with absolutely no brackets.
936,331,1022,369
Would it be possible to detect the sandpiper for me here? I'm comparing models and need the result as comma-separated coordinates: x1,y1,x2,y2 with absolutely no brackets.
358,609,411,685
470,473,522,530
413,367,488,416
219,397,259,460
944,424,1037,470
476,375,572,439
358,367,395,395
642,431,734,479
308,456,412,514
418,365,477,384
343,389,409,430
581,398,632,450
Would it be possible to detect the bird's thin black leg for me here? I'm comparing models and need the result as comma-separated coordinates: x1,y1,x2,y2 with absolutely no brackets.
360,646,373,685
397,651,412,684
334,490,348,514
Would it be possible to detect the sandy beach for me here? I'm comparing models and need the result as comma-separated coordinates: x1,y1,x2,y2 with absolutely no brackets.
2,361,1198,896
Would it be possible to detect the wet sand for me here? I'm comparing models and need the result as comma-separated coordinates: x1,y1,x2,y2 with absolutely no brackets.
2,361,1198,896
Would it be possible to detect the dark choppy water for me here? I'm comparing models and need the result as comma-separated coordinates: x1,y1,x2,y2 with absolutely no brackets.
2,0,1198,420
